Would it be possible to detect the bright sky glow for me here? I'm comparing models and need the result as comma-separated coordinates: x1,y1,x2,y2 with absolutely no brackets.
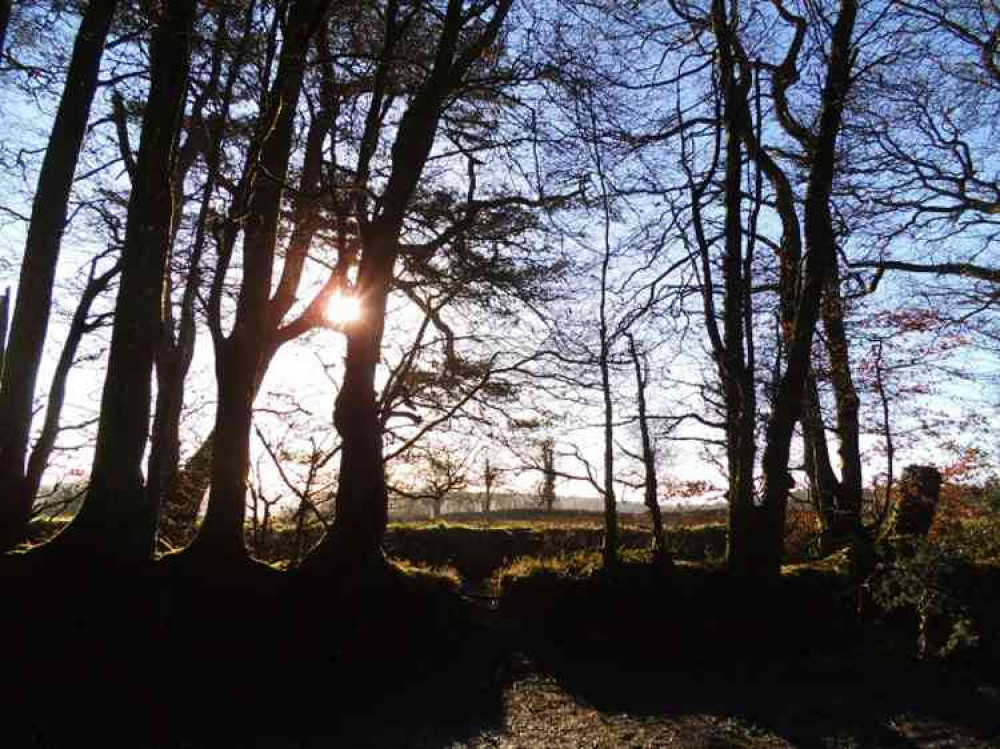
325,291,361,326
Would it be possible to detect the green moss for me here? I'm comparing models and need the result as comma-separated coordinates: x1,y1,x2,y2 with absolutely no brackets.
387,557,463,590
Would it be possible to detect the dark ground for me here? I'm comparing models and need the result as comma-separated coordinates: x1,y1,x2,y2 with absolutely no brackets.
1,547,999,748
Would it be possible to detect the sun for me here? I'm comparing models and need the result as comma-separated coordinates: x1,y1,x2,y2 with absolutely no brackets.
325,291,362,326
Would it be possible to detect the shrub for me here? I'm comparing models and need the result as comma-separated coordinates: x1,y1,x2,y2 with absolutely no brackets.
866,537,981,659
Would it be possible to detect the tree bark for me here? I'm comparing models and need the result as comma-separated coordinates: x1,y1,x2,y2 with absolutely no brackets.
821,265,863,540
54,0,197,559
0,0,118,553
801,371,841,553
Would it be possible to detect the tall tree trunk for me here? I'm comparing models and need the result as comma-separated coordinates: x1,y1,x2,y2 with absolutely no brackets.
599,305,619,569
188,0,330,562
706,0,762,576
0,0,118,553
54,0,197,559
821,265,863,540
626,333,667,566
146,4,235,542
306,234,394,568
757,0,858,577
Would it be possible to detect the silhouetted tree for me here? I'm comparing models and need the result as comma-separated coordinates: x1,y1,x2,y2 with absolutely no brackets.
303,0,517,574
0,0,118,552
53,0,198,558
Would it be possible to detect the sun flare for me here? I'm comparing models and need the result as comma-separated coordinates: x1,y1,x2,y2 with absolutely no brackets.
325,291,362,325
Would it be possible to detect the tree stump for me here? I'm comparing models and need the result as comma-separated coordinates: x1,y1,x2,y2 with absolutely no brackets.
887,465,942,538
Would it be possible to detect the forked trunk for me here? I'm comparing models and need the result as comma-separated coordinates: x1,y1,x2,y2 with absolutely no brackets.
750,0,858,577
186,0,330,562
708,0,760,575
0,0,118,553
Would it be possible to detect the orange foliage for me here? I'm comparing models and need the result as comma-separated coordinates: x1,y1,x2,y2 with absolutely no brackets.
930,447,995,540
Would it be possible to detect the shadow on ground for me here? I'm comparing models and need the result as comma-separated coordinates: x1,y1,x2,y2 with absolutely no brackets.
2,553,999,748
522,632,1000,748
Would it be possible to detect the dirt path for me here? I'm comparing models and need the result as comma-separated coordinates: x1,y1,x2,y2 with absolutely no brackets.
446,667,1000,749
385,637,1000,749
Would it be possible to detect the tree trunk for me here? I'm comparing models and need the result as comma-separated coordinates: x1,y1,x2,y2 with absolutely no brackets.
755,0,858,577
0,0,118,553
483,457,493,521
301,0,514,575
24,261,121,504
146,348,188,547
159,41,331,549
626,333,668,567
186,0,330,562
0,287,9,373
707,0,762,576
802,371,841,554
54,0,197,559
821,265,863,540
146,8,235,546
304,238,394,570
195,349,258,558
599,331,619,569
